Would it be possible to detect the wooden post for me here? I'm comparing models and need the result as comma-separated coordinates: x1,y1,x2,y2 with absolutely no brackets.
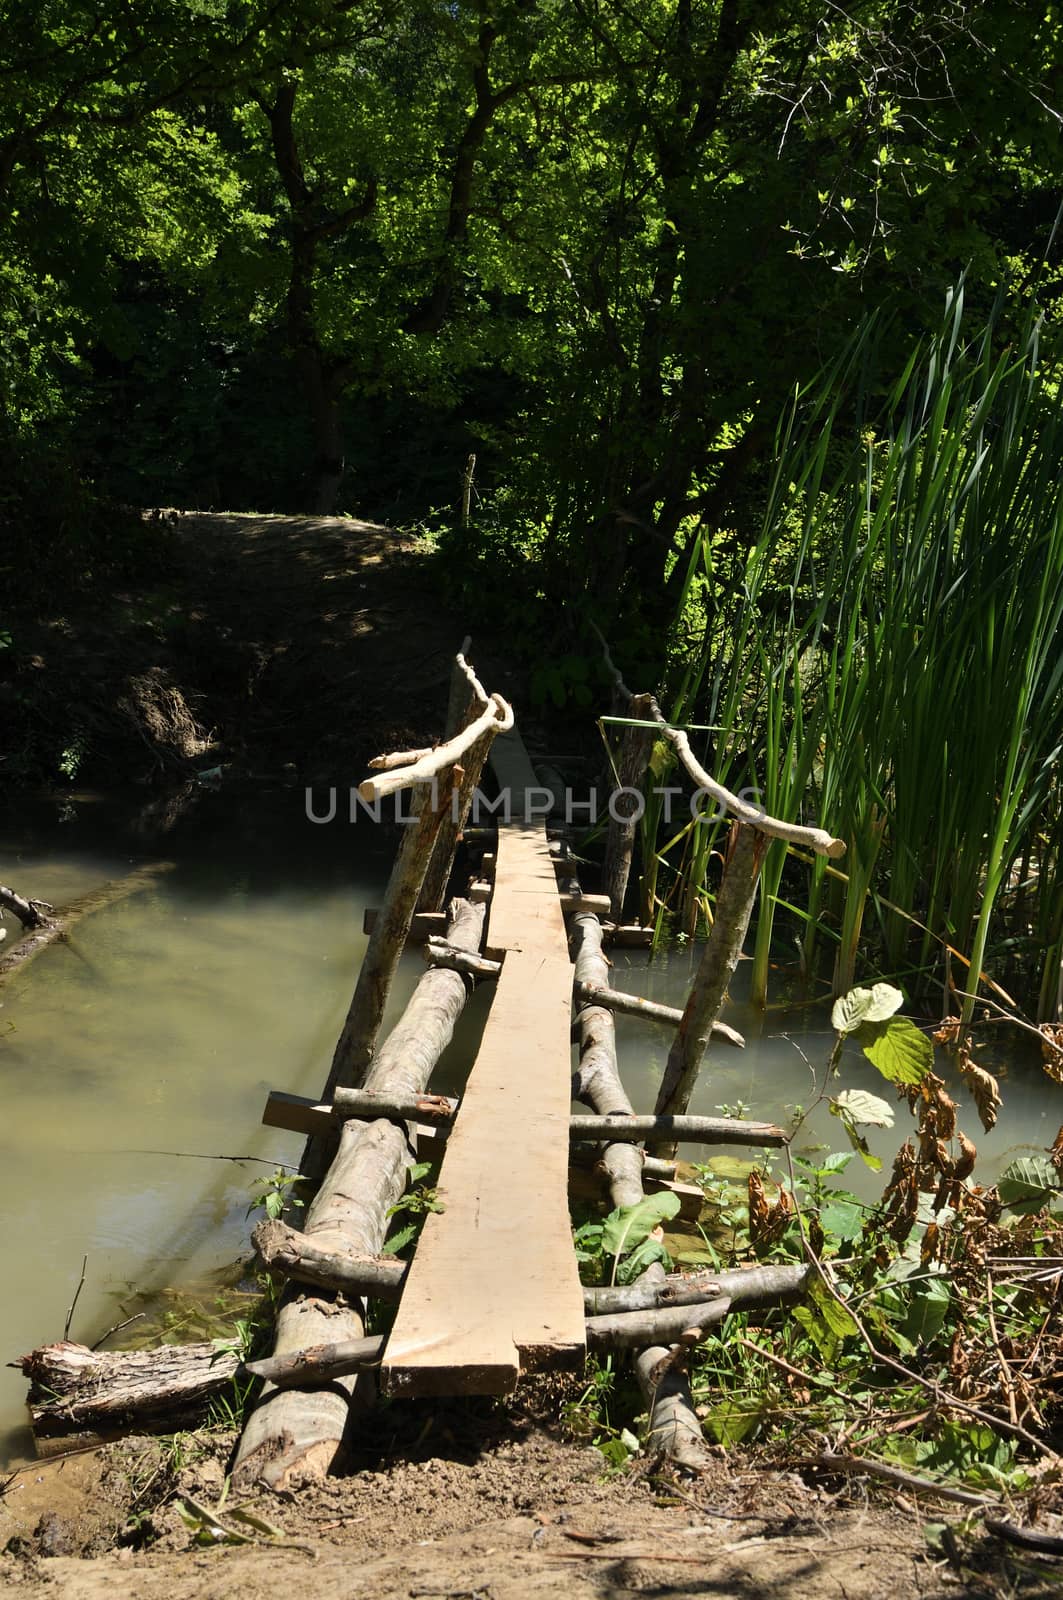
418,644,490,914
570,908,714,1472
651,822,766,1157
233,898,485,1490
601,692,654,921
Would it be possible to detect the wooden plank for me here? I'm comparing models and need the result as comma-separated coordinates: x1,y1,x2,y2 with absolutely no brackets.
380,954,585,1395
483,824,569,960
382,722,585,1396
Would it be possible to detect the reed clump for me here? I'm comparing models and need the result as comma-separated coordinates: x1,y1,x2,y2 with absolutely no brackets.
632,284,1063,1023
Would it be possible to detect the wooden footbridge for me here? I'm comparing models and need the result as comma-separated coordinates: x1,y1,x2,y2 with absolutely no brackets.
19,640,845,1485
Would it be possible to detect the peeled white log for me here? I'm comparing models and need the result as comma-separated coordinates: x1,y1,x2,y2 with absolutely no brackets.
359,696,513,802
233,898,484,1490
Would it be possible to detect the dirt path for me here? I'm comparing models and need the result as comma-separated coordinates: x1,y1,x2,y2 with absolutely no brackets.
1,1427,961,1600
6,511,507,786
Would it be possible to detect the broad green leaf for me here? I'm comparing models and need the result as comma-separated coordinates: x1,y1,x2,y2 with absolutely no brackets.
818,1198,864,1241
997,1155,1060,1214
858,1017,933,1084
810,1278,859,1337
380,1223,418,1256
831,1088,896,1127
831,982,903,1035
705,1399,764,1445
704,1156,757,1180
899,1276,950,1344
617,1237,670,1284
601,1192,681,1259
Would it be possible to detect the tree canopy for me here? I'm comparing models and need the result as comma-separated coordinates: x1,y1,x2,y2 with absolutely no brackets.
3,0,1061,614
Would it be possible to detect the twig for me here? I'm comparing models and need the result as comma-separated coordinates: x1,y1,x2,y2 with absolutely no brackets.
90,1312,146,1352
986,1270,1019,1427
985,1517,1063,1555
811,1451,999,1509
735,1335,821,1391
64,1255,87,1341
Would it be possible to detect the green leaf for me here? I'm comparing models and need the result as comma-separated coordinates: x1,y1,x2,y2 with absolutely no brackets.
601,1193,681,1259
818,1198,865,1241
857,1017,933,1084
835,1117,883,1171
831,982,903,1034
810,1278,859,1338
900,1277,950,1344
380,1223,418,1256
997,1155,1061,1214
617,1237,670,1284
831,1088,895,1127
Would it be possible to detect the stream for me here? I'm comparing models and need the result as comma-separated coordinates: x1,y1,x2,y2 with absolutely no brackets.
1,789,1059,1463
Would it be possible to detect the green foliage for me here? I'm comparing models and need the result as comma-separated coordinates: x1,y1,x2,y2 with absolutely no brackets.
574,1192,680,1287
246,1168,304,1222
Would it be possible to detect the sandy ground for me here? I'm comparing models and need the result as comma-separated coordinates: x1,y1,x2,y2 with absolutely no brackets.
0,1423,980,1600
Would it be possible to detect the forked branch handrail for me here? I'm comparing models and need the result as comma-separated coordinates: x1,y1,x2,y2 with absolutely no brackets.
591,623,845,860
360,693,514,801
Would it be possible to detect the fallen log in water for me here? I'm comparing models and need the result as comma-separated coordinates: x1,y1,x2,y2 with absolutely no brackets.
0,863,175,983
233,894,486,1491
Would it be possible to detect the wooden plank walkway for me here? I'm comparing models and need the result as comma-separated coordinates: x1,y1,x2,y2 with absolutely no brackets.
380,728,586,1395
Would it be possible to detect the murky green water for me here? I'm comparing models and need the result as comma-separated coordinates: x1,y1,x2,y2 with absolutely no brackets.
1,791,1059,1463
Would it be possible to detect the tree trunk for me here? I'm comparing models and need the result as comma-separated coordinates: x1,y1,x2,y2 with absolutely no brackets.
652,822,765,1155
233,897,484,1490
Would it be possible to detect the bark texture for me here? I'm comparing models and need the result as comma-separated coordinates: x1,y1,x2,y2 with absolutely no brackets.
234,898,484,1489
652,822,766,1153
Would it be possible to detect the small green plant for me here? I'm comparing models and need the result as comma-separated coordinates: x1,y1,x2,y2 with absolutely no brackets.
381,1162,444,1257
573,1192,681,1286
246,1168,304,1222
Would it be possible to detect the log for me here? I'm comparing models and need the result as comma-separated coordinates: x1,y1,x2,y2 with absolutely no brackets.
359,695,512,802
253,1218,406,1300
233,897,485,1489
254,1220,809,1317
321,788,453,1105
652,821,765,1156
330,1088,457,1124
569,1113,788,1147
570,909,712,1471
265,1091,784,1149
20,1340,239,1433
571,913,644,1209
0,863,175,983
246,1300,732,1388
418,646,496,913
601,692,655,920
582,1263,809,1317
424,939,502,980
590,627,845,859
0,884,52,929
574,980,745,1047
